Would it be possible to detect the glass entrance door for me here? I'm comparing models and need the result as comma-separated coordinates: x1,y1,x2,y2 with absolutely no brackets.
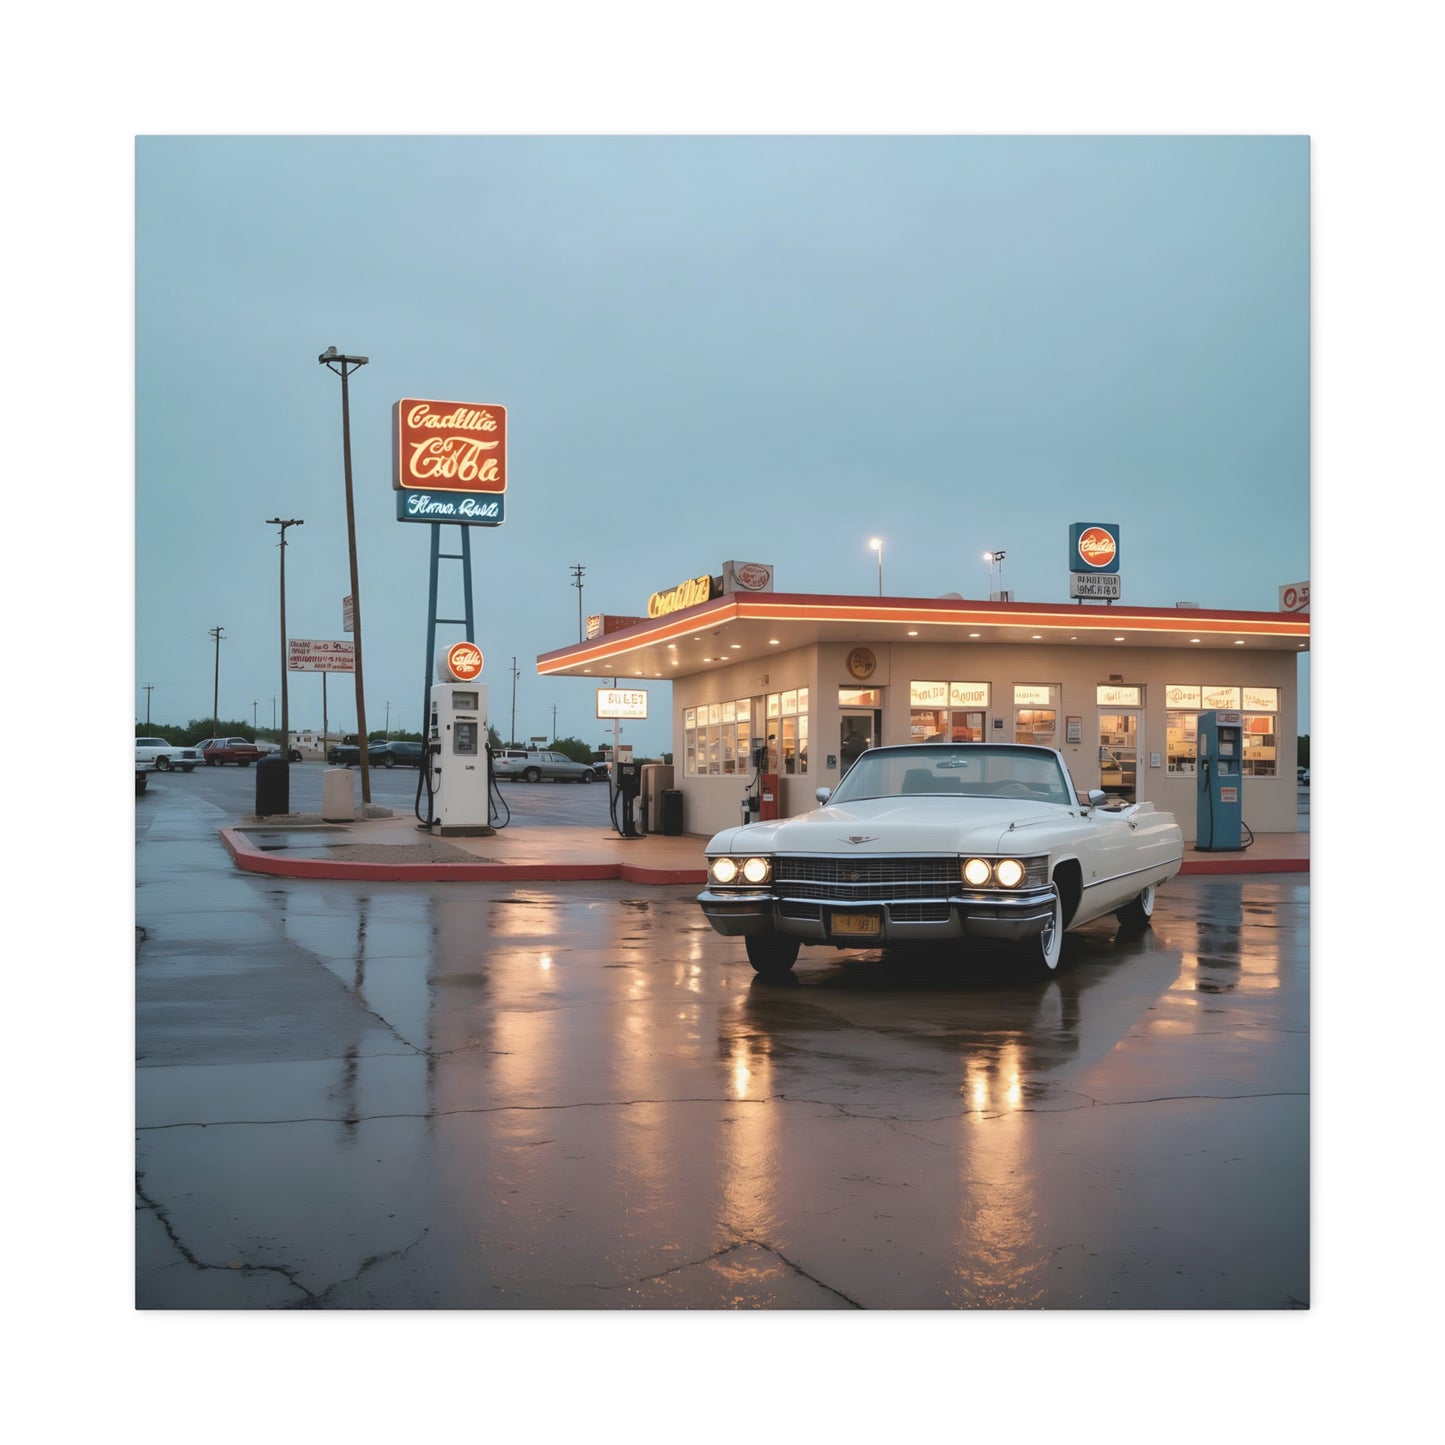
840,710,880,779
1098,711,1140,800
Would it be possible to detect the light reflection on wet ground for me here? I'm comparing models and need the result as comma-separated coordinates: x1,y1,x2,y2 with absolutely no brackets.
137,795,1308,1309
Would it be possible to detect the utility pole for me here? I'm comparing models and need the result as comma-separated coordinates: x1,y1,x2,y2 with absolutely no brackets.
385,701,391,739
253,701,258,729
266,517,304,755
209,627,225,738
551,703,558,743
510,656,518,747
319,346,372,803
144,685,154,727
570,563,586,641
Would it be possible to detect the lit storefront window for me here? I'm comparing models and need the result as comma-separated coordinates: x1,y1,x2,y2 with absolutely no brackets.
910,681,989,744
1242,688,1280,778
1166,710,1198,774
1013,684,1058,745
773,688,809,775
1164,685,1279,778
684,697,752,777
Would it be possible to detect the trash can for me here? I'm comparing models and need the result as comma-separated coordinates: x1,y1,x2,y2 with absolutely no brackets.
322,767,356,822
661,789,684,837
254,755,290,816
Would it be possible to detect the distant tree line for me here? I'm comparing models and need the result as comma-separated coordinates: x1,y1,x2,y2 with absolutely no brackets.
136,720,425,747
136,719,674,764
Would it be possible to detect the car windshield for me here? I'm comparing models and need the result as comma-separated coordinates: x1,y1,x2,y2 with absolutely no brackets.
830,745,1072,806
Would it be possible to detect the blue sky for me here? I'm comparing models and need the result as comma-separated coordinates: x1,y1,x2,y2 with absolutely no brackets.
136,135,1309,750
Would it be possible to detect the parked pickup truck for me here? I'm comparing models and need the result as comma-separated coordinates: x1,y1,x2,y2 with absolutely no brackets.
199,736,265,767
134,736,204,773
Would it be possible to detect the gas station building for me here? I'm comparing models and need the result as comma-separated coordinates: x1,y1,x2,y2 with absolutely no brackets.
537,579,1310,845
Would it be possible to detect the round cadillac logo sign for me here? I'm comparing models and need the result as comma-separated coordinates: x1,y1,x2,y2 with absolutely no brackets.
846,646,877,680
1077,526,1118,569
442,642,484,682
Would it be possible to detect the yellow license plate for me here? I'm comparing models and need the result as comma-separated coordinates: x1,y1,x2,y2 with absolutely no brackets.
830,911,882,936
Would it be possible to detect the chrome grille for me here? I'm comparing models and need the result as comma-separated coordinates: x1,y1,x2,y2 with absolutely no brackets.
888,902,954,923
775,855,958,903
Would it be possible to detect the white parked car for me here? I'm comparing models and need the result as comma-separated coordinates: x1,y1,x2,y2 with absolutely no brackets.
489,748,531,778
497,749,598,783
134,737,203,773
699,742,1184,977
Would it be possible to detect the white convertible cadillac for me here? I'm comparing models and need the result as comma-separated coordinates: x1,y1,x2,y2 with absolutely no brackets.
699,742,1184,977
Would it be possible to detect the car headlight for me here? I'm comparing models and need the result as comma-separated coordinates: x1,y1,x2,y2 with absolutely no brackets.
962,857,992,887
710,855,772,886
741,856,771,885
961,856,1037,888
995,858,1025,888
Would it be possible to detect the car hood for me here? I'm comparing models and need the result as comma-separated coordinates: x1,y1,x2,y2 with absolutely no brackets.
707,796,1069,856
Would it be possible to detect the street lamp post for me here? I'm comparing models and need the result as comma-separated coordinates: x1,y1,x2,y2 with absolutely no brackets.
984,549,1007,600
869,537,883,596
318,346,372,804
266,517,304,756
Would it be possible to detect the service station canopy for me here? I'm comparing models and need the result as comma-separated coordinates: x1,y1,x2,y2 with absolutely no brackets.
536,592,1311,681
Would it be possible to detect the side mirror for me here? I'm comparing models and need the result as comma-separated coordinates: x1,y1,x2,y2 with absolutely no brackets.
815,787,832,805
1086,789,1109,808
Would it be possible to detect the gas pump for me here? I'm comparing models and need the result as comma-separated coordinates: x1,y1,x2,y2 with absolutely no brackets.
1196,709,1245,851
611,747,643,839
424,643,493,836
757,732,780,822
741,740,770,827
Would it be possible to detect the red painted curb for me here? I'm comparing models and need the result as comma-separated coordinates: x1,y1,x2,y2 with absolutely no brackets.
223,829,1304,885
1181,856,1308,876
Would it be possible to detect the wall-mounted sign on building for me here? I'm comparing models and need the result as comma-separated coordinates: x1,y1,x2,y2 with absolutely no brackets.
1278,581,1310,613
289,639,356,672
721,560,774,593
1068,522,1121,599
393,398,507,526
648,574,717,618
846,647,878,681
597,688,648,719
586,614,647,640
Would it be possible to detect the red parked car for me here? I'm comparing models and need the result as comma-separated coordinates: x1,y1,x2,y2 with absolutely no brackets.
198,737,265,767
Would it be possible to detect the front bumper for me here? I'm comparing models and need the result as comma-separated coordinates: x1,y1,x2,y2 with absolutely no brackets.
698,887,1056,946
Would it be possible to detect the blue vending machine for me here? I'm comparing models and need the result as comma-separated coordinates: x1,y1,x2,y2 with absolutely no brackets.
1196,710,1244,851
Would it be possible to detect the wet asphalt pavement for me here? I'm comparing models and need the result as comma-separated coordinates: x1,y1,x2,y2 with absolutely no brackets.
136,770,1308,1309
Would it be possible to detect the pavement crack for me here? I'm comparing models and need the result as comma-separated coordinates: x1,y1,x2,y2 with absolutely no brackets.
599,1232,864,1308
297,1231,431,1309
135,1172,317,1304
